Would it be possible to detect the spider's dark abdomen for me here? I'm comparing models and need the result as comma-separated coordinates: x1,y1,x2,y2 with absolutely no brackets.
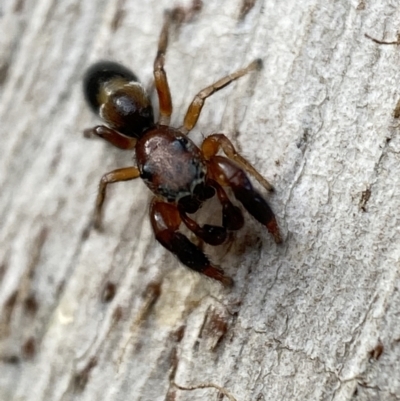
83,61,154,138
135,125,206,202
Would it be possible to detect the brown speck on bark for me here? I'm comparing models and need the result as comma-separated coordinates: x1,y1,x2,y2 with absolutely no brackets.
1,355,20,364
173,325,186,343
13,0,25,13
393,99,400,118
239,0,256,20
199,307,229,351
112,305,123,322
111,0,126,31
101,281,117,302
3,291,18,325
359,187,371,212
356,0,366,10
369,340,384,361
22,337,36,359
74,357,98,392
0,62,9,86
171,0,202,25
23,294,39,316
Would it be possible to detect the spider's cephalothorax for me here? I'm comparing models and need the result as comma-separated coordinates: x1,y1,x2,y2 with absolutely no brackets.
83,10,281,287
136,126,207,203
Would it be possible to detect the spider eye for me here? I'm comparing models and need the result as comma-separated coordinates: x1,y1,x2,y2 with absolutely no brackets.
140,166,153,181
172,136,191,152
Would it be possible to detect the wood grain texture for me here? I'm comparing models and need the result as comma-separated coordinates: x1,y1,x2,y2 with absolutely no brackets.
1,0,400,400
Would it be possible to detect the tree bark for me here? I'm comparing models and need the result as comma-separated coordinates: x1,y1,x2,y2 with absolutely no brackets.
1,0,400,400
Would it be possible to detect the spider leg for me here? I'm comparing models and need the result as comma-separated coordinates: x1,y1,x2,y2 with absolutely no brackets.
154,1,203,125
93,167,140,230
150,200,233,286
177,180,243,243
178,204,227,246
202,133,273,192
207,156,281,243
208,179,244,231
84,126,137,150
180,59,262,134
154,11,174,126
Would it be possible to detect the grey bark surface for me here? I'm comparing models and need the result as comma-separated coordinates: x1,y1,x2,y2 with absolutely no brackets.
1,0,400,400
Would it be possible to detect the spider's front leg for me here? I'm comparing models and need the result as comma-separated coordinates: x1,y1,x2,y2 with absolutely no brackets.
202,133,274,192
150,199,233,287
153,11,173,125
180,59,262,134
153,1,203,125
202,135,281,243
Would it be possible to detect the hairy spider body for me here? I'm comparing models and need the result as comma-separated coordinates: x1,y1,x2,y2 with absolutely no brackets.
83,10,281,286
136,126,206,203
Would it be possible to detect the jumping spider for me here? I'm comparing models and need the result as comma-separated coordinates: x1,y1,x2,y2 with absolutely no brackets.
83,11,281,286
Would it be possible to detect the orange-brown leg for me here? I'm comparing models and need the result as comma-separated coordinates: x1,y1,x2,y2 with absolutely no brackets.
180,59,262,134
154,11,173,126
93,167,140,230
150,200,233,286
84,126,137,150
202,133,273,192
153,2,203,126
207,156,281,244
